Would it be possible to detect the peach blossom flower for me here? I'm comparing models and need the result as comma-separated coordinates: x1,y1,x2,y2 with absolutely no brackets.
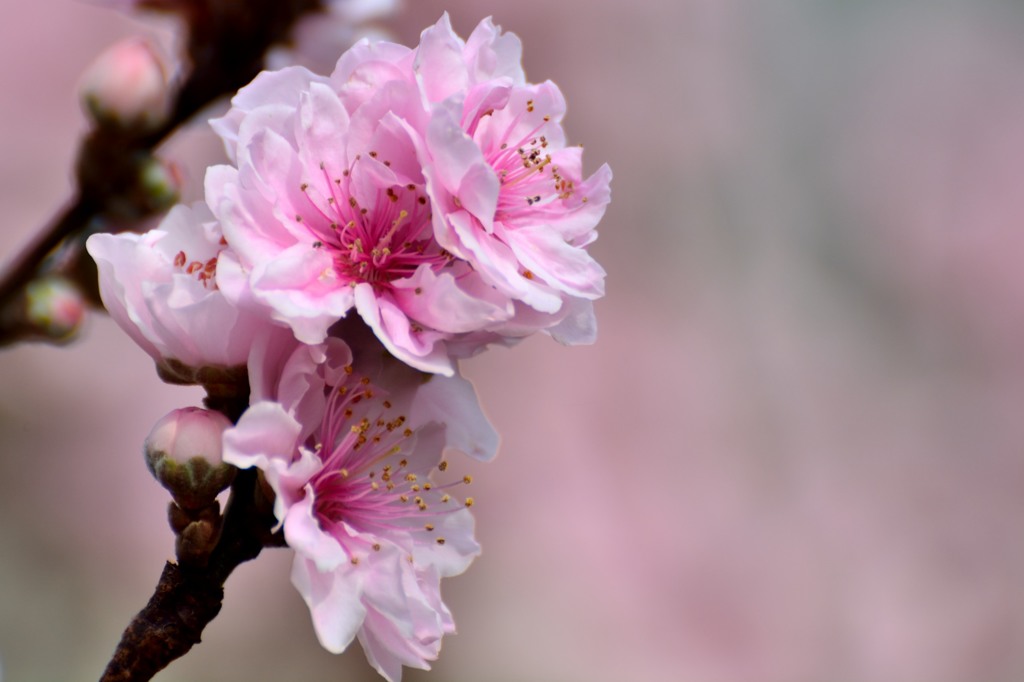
414,16,611,343
224,335,494,681
86,203,278,374
206,61,511,376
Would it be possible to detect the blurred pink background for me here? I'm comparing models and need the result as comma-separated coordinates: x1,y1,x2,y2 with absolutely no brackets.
5,1,1024,681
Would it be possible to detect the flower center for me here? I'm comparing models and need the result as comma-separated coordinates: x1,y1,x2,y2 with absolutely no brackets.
172,250,218,288
306,368,475,563
297,157,448,290
486,101,575,221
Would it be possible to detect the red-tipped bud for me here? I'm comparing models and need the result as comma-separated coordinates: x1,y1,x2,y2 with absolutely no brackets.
24,276,85,340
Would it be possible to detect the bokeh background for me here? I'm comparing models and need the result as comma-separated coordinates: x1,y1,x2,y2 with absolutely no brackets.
5,1,1024,681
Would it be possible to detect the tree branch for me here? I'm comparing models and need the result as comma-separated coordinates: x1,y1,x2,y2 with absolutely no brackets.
99,469,284,682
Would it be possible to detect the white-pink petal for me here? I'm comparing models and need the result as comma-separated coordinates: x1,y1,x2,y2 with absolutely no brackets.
413,14,469,104
292,556,369,654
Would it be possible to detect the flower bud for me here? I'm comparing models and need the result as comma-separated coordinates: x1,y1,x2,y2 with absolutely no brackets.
168,502,223,566
179,517,221,563
80,38,169,129
138,156,182,211
145,407,236,509
24,276,85,340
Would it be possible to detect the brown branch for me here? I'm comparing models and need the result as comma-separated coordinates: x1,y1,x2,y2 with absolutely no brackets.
99,469,285,682
0,196,97,313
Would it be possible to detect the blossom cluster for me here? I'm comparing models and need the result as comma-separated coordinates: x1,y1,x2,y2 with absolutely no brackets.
86,14,609,682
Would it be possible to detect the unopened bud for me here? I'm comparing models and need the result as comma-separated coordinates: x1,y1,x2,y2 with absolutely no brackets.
81,38,169,129
145,407,236,509
24,276,85,340
138,156,181,211
168,501,222,565
176,518,219,564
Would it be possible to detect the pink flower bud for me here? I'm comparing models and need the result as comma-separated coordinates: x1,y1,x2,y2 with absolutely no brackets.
24,277,85,340
144,407,236,509
80,38,169,129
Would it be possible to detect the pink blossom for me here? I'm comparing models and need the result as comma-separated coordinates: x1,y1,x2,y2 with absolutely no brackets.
206,59,512,376
86,202,279,374
414,16,611,343
223,334,495,681
206,16,612,372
